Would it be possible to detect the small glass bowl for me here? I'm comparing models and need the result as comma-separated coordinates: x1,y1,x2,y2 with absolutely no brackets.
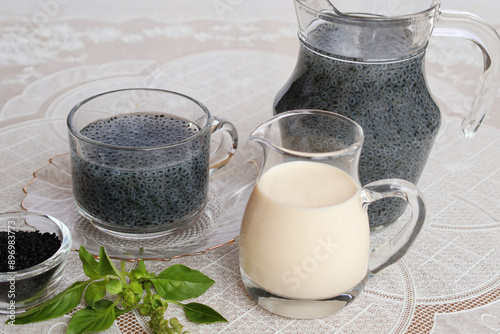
0,211,72,314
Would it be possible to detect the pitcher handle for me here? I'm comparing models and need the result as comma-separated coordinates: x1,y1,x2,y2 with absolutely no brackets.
432,9,500,138
361,179,426,275
209,117,238,173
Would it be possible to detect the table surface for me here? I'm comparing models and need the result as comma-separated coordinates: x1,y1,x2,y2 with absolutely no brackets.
1,1,500,333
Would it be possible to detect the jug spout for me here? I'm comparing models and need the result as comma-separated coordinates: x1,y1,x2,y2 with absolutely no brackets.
250,110,364,156
248,111,364,183
249,111,314,157
248,118,278,153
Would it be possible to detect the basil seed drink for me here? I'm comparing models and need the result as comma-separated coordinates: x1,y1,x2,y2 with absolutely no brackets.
69,113,210,233
274,23,441,228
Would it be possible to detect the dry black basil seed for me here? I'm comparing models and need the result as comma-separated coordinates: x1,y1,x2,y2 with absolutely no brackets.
0,230,60,272
0,230,62,305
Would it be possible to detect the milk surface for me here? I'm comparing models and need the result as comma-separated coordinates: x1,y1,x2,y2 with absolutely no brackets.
239,161,369,299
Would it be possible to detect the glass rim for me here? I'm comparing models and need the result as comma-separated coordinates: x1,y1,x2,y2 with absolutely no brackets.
67,88,212,151
251,109,364,159
295,0,440,22
0,211,72,279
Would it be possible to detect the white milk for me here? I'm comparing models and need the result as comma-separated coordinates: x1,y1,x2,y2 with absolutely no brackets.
239,161,369,300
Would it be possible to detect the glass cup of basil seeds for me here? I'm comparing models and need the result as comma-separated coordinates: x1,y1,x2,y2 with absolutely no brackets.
0,211,72,314
67,88,238,238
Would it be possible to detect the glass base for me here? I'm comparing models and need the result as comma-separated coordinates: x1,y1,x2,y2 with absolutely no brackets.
241,268,367,319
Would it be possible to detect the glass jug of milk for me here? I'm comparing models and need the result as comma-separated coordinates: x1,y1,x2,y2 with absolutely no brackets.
239,110,425,319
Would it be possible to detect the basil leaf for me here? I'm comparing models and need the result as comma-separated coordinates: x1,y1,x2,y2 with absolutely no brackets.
106,278,123,295
170,317,184,333
130,260,148,280
115,305,136,317
92,299,114,311
11,281,90,325
67,300,117,334
150,264,214,301
98,246,122,278
181,302,227,324
79,246,100,280
128,280,143,296
84,280,107,307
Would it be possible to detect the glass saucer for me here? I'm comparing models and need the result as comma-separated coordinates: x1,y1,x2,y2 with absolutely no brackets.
21,148,260,261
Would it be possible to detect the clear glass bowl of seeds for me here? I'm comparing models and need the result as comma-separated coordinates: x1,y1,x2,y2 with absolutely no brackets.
0,211,72,314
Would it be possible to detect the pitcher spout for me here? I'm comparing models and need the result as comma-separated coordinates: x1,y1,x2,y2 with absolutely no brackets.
249,110,364,160
249,111,314,157
249,121,277,152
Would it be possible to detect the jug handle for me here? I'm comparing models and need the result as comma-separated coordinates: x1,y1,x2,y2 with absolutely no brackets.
432,9,500,138
361,179,426,275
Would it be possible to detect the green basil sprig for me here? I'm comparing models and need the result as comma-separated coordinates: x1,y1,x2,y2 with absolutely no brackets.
10,246,227,333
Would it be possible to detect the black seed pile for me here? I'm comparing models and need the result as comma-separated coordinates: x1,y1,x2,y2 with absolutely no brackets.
0,230,61,305
0,231,61,271
274,23,441,227
70,113,210,232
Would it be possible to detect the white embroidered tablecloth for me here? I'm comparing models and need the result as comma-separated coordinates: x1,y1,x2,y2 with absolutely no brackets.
0,1,499,333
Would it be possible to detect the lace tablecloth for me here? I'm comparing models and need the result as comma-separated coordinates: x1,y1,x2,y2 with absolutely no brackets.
0,1,499,333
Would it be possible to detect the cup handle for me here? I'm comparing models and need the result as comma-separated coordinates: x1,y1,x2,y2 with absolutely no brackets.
208,117,238,173
433,9,500,138
360,179,426,275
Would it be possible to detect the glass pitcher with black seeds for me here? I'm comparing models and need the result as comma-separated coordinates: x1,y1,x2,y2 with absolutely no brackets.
274,0,500,229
